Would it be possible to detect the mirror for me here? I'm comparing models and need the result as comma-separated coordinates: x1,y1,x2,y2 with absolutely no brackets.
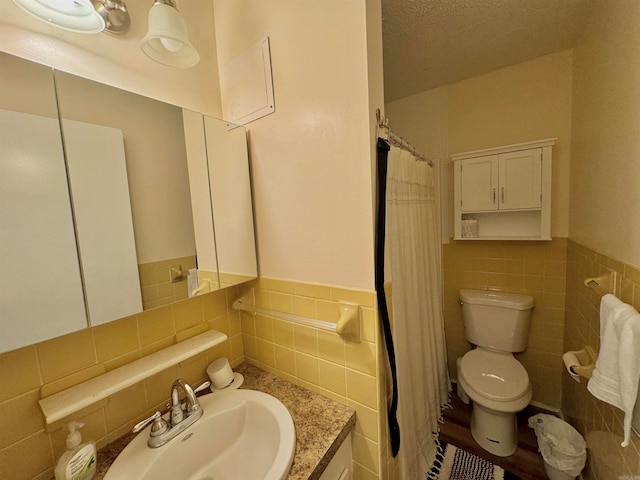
54,70,202,316
0,51,257,353
0,52,88,350
182,111,257,290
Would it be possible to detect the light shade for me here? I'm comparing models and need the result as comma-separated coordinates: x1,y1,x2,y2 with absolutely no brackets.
140,1,200,68
13,0,105,34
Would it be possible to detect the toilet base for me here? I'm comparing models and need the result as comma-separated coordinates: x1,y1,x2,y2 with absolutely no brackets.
470,402,518,457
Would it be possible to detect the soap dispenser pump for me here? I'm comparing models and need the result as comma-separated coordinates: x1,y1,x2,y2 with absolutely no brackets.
54,421,97,480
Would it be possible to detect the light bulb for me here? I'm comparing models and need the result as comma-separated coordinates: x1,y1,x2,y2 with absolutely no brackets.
160,37,183,52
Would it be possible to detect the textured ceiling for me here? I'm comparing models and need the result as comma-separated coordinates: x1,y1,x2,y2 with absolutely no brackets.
383,0,595,101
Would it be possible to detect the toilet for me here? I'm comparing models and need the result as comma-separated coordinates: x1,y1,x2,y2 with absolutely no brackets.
457,289,534,457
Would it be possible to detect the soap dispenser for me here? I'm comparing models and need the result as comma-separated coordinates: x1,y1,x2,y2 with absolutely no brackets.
54,421,97,480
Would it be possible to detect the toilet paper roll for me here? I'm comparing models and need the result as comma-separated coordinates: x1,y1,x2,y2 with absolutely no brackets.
207,357,234,389
563,352,582,383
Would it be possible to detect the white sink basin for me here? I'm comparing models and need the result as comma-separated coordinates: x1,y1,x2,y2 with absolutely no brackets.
104,389,296,480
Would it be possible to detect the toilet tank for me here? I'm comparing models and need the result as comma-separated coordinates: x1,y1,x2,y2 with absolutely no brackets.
459,289,534,352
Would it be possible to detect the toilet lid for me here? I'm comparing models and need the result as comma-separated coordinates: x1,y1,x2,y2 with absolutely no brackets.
460,349,530,402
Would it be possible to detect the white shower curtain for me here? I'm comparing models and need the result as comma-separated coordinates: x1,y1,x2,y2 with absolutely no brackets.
386,146,451,479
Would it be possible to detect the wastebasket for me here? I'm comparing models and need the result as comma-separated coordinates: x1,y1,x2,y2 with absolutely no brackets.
528,414,587,480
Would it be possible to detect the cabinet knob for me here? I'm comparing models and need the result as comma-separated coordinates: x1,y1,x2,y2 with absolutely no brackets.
493,188,496,204
501,187,505,203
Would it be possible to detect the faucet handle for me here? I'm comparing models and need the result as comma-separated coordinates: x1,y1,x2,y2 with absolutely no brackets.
133,411,162,433
194,381,211,394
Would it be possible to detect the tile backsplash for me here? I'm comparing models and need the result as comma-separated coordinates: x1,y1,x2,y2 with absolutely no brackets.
443,237,567,409
0,277,385,480
563,239,640,478
0,287,242,480
240,278,384,480
138,255,197,310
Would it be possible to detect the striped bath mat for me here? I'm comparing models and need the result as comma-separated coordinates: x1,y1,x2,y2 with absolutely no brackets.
434,444,504,480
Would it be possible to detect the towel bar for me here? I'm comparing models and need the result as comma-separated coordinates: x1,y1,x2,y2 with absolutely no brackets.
232,297,361,342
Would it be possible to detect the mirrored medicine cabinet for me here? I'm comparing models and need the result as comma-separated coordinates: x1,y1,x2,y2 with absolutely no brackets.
0,50,257,354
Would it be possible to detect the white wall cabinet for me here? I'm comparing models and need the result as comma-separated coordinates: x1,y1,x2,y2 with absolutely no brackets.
453,138,555,240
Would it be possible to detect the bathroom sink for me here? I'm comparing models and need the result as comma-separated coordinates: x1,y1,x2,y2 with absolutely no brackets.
104,389,296,480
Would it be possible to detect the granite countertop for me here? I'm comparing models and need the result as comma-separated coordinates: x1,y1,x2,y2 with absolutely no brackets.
93,362,356,480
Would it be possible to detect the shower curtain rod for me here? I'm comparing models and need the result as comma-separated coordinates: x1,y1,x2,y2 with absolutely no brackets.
376,108,433,167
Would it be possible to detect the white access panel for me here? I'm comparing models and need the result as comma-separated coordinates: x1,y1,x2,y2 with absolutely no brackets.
62,119,142,326
220,37,275,125
0,109,87,352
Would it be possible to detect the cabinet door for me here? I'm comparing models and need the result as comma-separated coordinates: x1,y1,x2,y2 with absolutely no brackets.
498,148,542,210
459,155,499,212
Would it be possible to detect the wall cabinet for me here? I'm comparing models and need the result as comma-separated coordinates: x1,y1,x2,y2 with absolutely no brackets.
453,138,556,240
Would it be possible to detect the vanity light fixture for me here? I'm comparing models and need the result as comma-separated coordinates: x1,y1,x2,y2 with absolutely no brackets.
13,0,106,34
140,0,200,68
93,0,131,35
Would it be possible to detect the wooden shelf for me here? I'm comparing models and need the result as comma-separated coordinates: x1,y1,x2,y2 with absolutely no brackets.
39,329,227,424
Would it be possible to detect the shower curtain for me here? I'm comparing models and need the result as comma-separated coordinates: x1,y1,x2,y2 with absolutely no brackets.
385,145,451,480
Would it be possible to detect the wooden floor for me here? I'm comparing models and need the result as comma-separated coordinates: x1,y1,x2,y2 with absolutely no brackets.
439,393,549,480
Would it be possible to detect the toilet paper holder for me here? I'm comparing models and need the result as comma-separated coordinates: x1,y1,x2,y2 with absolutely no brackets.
564,346,596,380
584,270,617,296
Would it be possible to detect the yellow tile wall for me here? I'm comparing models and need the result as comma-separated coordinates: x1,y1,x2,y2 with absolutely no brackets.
0,287,243,480
442,237,567,409
138,255,196,310
564,240,640,478
240,278,385,480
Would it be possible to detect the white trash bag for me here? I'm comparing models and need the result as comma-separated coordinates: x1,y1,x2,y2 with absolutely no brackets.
528,414,587,478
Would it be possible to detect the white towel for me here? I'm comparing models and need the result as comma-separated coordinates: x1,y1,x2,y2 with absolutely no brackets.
587,294,640,446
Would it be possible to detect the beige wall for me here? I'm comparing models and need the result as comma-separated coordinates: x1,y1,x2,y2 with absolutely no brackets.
213,0,377,290
386,50,574,409
448,49,573,238
0,0,222,116
0,51,57,117
386,49,573,240
569,0,640,267
564,240,640,478
382,87,450,241
565,1,640,478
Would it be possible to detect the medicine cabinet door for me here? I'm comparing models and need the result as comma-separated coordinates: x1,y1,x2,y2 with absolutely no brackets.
498,148,542,210
459,155,499,212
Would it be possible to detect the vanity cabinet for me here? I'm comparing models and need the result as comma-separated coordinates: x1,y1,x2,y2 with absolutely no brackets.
318,433,353,480
453,138,555,240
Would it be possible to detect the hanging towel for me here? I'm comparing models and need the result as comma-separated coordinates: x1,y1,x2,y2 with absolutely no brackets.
587,294,640,446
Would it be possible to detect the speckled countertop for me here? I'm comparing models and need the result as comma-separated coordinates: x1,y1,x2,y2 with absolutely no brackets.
93,363,356,480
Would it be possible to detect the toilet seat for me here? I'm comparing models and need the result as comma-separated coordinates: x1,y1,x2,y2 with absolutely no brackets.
459,349,530,403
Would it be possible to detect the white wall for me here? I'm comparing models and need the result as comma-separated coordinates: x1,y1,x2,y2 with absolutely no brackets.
213,0,378,290
569,0,640,266
0,0,222,116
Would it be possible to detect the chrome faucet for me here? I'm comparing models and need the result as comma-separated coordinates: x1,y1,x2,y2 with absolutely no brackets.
132,378,208,448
